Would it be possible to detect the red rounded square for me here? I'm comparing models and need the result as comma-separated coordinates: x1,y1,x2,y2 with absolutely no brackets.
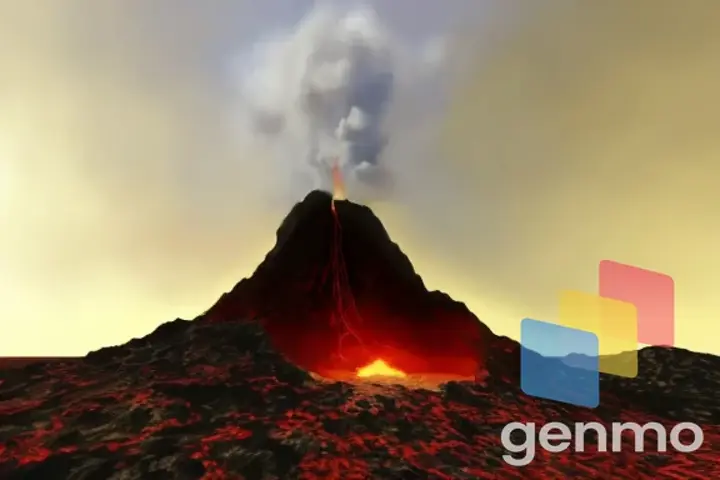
598,260,674,346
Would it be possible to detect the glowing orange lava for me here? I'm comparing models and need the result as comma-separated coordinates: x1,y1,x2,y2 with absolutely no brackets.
331,158,346,201
356,359,407,378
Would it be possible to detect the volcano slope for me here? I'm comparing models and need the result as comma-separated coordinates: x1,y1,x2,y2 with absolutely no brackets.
0,191,718,479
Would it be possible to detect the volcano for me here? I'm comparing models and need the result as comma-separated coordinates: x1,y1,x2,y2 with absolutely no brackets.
205,190,505,384
0,191,718,479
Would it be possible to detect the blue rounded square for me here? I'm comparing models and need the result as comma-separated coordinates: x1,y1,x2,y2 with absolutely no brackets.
520,318,600,408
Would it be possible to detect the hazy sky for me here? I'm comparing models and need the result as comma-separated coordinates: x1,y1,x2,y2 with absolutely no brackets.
1,2,719,357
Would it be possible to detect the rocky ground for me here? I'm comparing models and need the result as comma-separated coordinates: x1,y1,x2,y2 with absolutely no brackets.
0,317,718,479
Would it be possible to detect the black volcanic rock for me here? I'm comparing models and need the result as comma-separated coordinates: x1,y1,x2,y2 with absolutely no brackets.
0,190,718,479
205,190,507,379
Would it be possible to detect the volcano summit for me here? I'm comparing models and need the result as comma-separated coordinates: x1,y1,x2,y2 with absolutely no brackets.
0,191,718,479
205,190,508,384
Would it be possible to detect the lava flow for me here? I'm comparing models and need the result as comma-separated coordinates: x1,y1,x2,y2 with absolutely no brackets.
327,158,367,366
321,162,478,385
356,359,406,378
330,159,346,202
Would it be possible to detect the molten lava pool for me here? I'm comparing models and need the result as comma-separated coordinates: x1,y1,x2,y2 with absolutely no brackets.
356,359,406,378
314,358,475,390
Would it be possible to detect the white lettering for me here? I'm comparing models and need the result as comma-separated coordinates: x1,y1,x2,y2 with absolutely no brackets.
611,422,666,452
500,421,703,465
574,421,607,452
500,422,536,467
538,422,571,452
669,422,704,452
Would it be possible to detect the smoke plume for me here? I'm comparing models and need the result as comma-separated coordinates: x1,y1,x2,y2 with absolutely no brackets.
235,5,445,200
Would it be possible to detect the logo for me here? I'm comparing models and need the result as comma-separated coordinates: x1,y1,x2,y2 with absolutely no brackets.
520,260,675,407
500,421,703,467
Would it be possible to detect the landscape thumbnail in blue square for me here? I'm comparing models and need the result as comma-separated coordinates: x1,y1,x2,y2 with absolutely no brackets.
520,318,600,408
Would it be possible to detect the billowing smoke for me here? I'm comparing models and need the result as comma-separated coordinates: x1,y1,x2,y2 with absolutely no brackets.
236,5,445,198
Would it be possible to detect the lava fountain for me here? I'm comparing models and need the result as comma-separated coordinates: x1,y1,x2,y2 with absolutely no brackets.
331,158,346,202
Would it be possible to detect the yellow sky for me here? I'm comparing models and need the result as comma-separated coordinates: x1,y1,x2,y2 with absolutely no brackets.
1,2,719,357
418,2,720,354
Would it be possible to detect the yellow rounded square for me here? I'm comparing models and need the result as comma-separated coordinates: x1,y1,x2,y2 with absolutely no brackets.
558,290,638,378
